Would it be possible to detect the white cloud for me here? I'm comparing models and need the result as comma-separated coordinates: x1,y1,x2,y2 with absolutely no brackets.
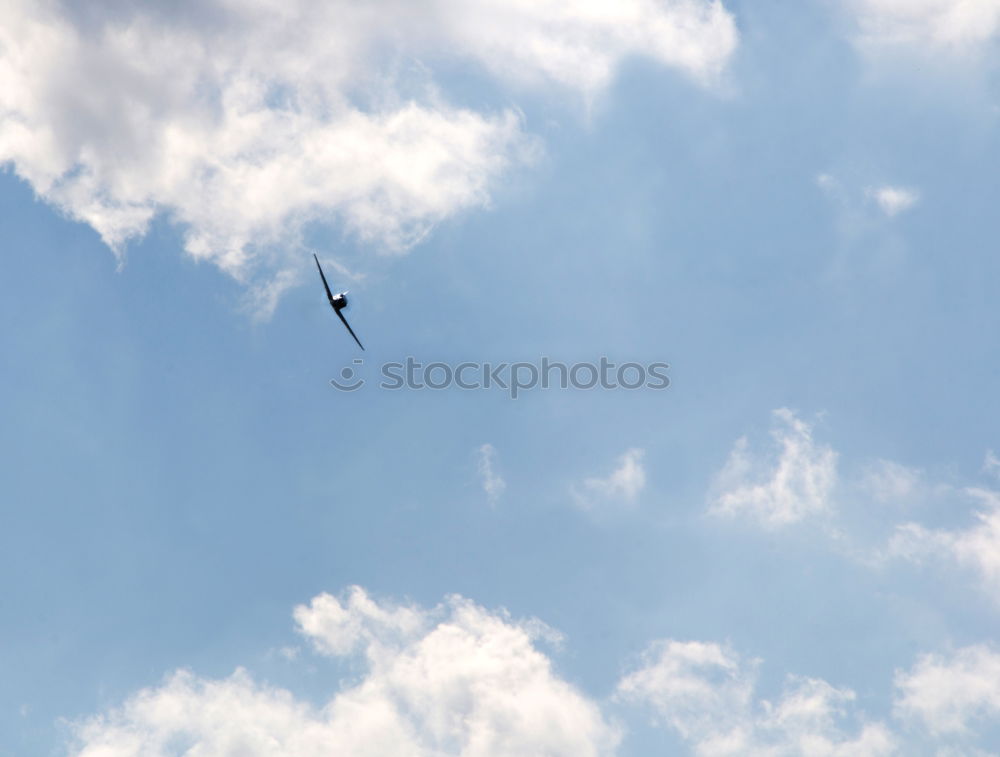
816,173,839,192
866,186,919,217
0,0,737,311
64,584,1000,756
984,450,1000,480
69,586,620,757
847,0,1000,50
709,409,838,528
477,443,506,504
617,640,896,756
427,0,738,95
860,459,923,504
574,447,646,508
895,645,1000,736
292,585,427,657
818,175,919,221
888,487,1000,602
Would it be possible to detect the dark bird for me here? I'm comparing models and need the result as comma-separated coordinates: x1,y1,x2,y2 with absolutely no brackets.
314,253,364,350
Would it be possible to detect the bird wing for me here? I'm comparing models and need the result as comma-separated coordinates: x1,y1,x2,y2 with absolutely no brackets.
336,309,365,351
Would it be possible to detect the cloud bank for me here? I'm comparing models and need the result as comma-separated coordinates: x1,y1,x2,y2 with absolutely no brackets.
70,586,620,757
66,585,1000,755
0,0,737,310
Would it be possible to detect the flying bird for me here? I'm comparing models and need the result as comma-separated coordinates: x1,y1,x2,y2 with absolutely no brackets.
314,254,364,350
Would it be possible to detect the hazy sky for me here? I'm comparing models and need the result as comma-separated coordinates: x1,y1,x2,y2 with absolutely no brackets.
3,1,1000,755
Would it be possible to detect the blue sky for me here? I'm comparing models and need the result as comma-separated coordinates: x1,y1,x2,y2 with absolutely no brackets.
3,0,1000,755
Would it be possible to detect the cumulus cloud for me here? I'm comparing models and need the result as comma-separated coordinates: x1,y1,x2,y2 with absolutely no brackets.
617,639,896,756
64,584,1000,756
847,0,1000,50
69,586,620,757
866,186,919,217
895,644,1000,736
574,447,646,508
709,409,838,528
477,443,506,505
888,487,1000,603
0,0,737,311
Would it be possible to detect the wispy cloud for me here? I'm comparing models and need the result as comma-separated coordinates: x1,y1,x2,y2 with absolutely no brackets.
847,0,1000,51
617,639,896,756
983,450,1000,480
888,487,1000,604
706,410,1000,603
859,459,924,504
574,448,646,509
619,635,1000,754
866,185,919,217
818,174,920,221
709,409,838,528
477,443,506,505
709,410,1000,602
